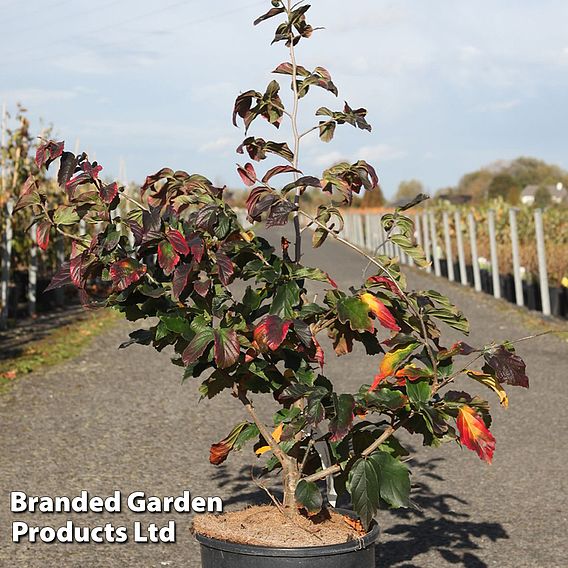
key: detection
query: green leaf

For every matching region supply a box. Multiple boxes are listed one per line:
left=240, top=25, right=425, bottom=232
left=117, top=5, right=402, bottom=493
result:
left=368, top=451, right=411, bottom=508
left=295, top=480, right=323, bottom=514
left=53, top=205, right=79, bottom=226
left=347, top=457, right=380, bottom=530
left=390, top=234, right=428, bottom=268
left=161, top=315, right=191, bottom=335
left=269, top=281, right=300, bottom=319
left=337, top=296, right=373, bottom=332
left=406, top=380, right=431, bottom=405
left=396, top=193, right=430, bottom=212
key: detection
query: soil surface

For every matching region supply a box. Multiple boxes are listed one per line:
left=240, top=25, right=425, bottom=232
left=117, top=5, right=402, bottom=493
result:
left=192, top=505, right=365, bottom=547
left=1, top=226, right=567, bottom=567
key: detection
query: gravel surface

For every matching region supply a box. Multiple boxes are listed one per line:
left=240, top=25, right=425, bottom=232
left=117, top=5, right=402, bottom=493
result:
left=1, top=228, right=566, bottom=567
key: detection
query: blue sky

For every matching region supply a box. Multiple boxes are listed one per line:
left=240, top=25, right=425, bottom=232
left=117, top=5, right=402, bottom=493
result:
left=2, top=0, right=567, bottom=197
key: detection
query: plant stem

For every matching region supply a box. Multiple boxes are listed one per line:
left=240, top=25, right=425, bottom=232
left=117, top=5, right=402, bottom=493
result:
left=287, top=0, right=302, bottom=263
left=303, top=416, right=412, bottom=484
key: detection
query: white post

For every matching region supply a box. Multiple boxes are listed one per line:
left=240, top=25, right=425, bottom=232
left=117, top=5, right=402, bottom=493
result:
left=422, top=212, right=431, bottom=273
left=454, top=211, right=467, bottom=286
left=508, top=208, right=524, bottom=307
left=534, top=209, right=551, bottom=316
left=364, top=214, right=373, bottom=251
left=429, top=211, right=441, bottom=277
left=468, top=212, right=481, bottom=292
left=28, top=224, right=38, bottom=316
left=355, top=214, right=364, bottom=248
left=442, top=210, right=455, bottom=282
left=1, top=199, right=14, bottom=328
left=488, top=209, right=501, bottom=299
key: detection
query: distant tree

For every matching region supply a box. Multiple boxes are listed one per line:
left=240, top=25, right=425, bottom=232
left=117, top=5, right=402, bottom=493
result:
left=395, top=179, right=423, bottom=201
left=455, top=170, right=493, bottom=201
left=487, top=174, right=519, bottom=202
left=533, top=185, right=551, bottom=208
left=356, top=185, right=386, bottom=208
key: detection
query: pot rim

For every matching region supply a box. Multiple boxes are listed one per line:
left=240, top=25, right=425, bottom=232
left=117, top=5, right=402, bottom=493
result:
left=194, top=507, right=379, bottom=557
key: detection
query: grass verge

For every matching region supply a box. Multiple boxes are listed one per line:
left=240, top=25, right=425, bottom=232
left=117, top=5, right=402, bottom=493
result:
left=0, top=309, right=120, bottom=394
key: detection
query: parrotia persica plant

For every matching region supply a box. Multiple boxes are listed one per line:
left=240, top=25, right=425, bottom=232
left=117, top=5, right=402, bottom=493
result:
left=16, top=0, right=530, bottom=530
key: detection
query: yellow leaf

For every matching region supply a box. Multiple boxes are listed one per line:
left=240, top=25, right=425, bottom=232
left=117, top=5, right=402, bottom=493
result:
left=255, top=423, right=284, bottom=455
left=466, top=370, right=509, bottom=407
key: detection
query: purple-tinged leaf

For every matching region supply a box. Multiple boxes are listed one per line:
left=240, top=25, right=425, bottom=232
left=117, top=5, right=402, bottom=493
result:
left=265, top=199, right=295, bottom=228
left=166, top=228, right=190, bottom=256
left=158, top=240, right=180, bottom=276
left=182, top=327, right=214, bottom=365
left=329, top=394, right=355, bottom=442
left=44, top=261, right=71, bottom=291
left=172, top=263, right=193, bottom=300
left=109, top=258, right=147, bottom=292
left=70, top=254, right=84, bottom=288
left=216, top=253, right=234, bottom=286
left=35, top=140, right=64, bottom=169
left=484, top=345, right=529, bottom=388
left=194, top=279, right=210, bottom=297
left=186, top=234, right=205, bottom=263
left=272, top=62, right=310, bottom=77
left=253, top=6, right=285, bottom=26
left=214, top=328, right=240, bottom=369
left=14, top=175, right=40, bottom=212
left=237, top=137, right=294, bottom=163
left=57, top=152, right=79, bottom=188
left=99, top=181, right=118, bottom=204
left=261, top=165, right=301, bottom=184
left=36, top=220, right=51, bottom=251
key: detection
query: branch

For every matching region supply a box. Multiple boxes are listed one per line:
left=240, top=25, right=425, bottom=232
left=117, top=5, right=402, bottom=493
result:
left=238, top=391, right=291, bottom=468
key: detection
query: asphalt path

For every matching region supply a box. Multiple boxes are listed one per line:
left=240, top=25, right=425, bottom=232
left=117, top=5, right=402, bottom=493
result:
left=1, top=227, right=566, bottom=567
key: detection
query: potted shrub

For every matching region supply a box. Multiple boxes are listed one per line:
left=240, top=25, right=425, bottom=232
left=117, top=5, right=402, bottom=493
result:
left=16, top=2, right=534, bottom=566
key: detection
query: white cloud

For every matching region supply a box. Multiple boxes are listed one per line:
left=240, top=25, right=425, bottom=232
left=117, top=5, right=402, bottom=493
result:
left=314, top=151, right=347, bottom=167
left=475, top=99, right=522, bottom=113
left=199, top=136, right=236, bottom=152
left=358, top=144, right=406, bottom=162
left=0, top=88, right=77, bottom=105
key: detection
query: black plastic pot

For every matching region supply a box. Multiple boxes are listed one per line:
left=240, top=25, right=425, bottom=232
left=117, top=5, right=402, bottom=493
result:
left=523, top=281, right=541, bottom=312
left=196, top=509, right=379, bottom=568
left=480, top=269, right=493, bottom=295
left=500, top=274, right=515, bottom=304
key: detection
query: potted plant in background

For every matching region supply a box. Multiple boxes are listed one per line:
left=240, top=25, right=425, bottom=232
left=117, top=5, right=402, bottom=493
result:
left=15, top=2, right=534, bottom=566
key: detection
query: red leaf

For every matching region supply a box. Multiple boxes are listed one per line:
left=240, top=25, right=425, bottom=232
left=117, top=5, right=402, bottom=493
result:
left=360, top=293, right=400, bottom=331
left=36, top=221, right=51, bottom=251
left=166, top=228, right=190, bottom=256
left=99, top=181, right=118, bottom=204
left=216, top=253, right=234, bottom=285
left=366, top=275, right=403, bottom=298
left=109, top=259, right=147, bottom=292
left=237, top=163, right=257, bottom=187
left=456, top=405, right=496, bottom=464
left=35, top=140, right=64, bottom=169
left=158, top=241, right=180, bottom=276
left=253, top=315, right=292, bottom=351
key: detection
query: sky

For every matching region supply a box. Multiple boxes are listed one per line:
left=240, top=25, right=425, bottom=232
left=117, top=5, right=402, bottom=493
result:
left=1, top=0, right=567, bottom=198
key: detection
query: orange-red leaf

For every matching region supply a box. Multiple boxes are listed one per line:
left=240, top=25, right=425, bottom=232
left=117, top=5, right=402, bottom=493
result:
left=456, top=405, right=496, bottom=464
left=209, top=422, right=248, bottom=465
left=360, top=293, right=400, bottom=331
left=370, top=342, right=419, bottom=390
